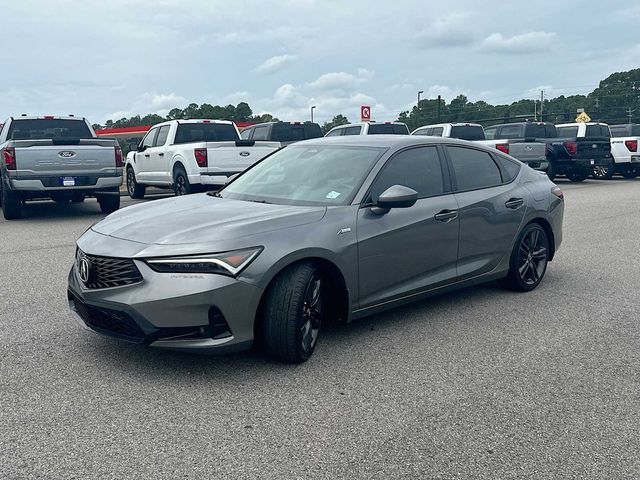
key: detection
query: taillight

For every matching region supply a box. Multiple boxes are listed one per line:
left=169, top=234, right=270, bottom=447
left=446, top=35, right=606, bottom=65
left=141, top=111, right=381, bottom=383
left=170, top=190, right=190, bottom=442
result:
left=551, top=186, right=564, bottom=199
left=114, top=145, right=123, bottom=167
left=495, top=143, right=509, bottom=154
left=194, top=148, right=208, bottom=167
left=564, top=141, right=577, bottom=156
left=625, top=140, right=638, bottom=152
left=2, top=147, right=16, bottom=170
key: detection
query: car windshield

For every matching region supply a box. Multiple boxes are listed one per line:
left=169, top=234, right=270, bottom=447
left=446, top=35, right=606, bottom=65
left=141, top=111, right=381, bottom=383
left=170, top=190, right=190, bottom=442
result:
left=220, top=145, right=385, bottom=206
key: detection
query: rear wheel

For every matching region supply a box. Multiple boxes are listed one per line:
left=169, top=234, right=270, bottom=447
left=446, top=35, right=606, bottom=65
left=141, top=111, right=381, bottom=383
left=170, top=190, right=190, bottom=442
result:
left=592, top=162, right=615, bottom=180
left=262, top=262, right=324, bottom=363
left=622, top=166, right=639, bottom=179
left=126, top=167, right=146, bottom=199
left=97, top=194, right=120, bottom=214
left=1, top=182, right=23, bottom=220
left=545, top=163, right=556, bottom=181
left=566, top=170, right=589, bottom=182
left=173, top=166, right=192, bottom=196
left=500, top=223, right=549, bottom=292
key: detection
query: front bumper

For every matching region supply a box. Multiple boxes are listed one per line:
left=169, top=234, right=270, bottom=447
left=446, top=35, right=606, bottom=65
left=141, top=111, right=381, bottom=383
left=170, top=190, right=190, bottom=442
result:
left=67, top=258, right=263, bottom=353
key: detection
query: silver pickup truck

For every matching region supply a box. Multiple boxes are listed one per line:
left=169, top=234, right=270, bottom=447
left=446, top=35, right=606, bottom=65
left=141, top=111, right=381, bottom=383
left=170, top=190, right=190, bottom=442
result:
left=0, top=116, right=123, bottom=219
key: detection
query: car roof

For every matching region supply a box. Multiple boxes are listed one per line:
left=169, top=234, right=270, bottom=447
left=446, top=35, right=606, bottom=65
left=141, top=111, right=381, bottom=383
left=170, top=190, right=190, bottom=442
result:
left=332, top=122, right=407, bottom=128
left=556, top=122, right=609, bottom=127
left=294, top=134, right=489, bottom=150
left=414, top=122, right=482, bottom=129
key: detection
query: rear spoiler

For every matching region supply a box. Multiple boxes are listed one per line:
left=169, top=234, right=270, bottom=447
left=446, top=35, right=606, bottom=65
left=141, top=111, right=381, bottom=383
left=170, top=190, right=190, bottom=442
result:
left=235, top=139, right=255, bottom=147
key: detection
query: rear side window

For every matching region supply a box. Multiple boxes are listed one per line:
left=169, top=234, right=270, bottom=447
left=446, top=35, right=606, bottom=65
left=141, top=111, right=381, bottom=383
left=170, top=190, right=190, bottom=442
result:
left=495, top=155, right=521, bottom=182
left=413, top=128, right=431, bottom=136
left=343, top=126, right=362, bottom=136
left=154, top=125, right=170, bottom=146
left=447, top=146, right=503, bottom=191
left=271, top=123, right=323, bottom=142
left=484, top=127, right=497, bottom=140
left=174, top=123, right=239, bottom=144
left=557, top=126, right=579, bottom=138
left=367, top=124, right=407, bottom=135
left=497, top=125, right=523, bottom=139
left=431, top=127, right=444, bottom=137
left=585, top=124, right=610, bottom=137
left=368, top=146, right=444, bottom=201
left=450, top=125, right=485, bottom=141
left=609, top=126, right=628, bottom=137
left=326, top=128, right=343, bottom=137
left=7, top=119, right=93, bottom=140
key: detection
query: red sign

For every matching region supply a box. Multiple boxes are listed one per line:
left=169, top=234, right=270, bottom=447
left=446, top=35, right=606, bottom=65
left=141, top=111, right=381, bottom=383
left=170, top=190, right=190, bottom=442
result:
left=360, top=105, right=371, bottom=122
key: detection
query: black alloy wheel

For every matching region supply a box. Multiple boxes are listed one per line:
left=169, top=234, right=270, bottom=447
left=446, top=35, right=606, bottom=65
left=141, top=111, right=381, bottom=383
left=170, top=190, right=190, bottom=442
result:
left=500, top=223, right=549, bottom=292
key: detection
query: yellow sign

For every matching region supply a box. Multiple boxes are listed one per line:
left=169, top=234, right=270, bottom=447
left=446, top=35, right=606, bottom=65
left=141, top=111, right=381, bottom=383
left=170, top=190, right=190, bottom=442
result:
left=575, top=112, right=591, bottom=123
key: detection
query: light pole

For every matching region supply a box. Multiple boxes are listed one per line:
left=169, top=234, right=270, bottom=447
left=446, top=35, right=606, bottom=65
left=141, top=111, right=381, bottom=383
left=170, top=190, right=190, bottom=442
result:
left=417, top=90, right=424, bottom=107
left=310, top=105, right=316, bottom=123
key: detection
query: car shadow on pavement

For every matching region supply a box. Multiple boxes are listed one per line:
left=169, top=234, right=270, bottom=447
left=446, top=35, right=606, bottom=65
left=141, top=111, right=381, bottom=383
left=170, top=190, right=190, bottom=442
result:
left=76, top=282, right=510, bottom=380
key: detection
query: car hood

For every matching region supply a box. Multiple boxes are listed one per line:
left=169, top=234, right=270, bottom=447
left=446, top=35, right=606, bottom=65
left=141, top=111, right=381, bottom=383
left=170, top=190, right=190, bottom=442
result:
left=91, top=194, right=327, bottom=245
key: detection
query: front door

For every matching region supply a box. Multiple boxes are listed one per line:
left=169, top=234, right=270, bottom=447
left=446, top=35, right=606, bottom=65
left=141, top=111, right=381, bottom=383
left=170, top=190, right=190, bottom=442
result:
left=135, top=127, right=158, bottom=183
left=357, top=146, right=459, bottom=308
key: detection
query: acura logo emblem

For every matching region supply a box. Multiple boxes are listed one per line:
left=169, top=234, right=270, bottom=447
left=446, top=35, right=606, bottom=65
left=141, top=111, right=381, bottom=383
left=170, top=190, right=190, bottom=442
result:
left=58, top=151, right=76, bottom=158
left=78, top=256, right=91, bottom=284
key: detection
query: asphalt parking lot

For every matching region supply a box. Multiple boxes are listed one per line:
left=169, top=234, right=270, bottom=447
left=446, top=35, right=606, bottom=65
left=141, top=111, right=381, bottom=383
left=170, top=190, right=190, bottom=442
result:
left=1, top=180, right=639, bottom=479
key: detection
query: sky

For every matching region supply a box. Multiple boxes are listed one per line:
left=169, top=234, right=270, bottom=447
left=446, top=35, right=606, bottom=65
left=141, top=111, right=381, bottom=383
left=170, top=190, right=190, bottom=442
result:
left=1, top=0, right=639, bottom=125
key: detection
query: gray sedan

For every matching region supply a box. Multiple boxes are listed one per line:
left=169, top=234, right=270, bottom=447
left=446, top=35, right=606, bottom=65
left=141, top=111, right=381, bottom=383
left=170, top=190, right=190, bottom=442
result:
left=68, top=136, right=564, bottom=363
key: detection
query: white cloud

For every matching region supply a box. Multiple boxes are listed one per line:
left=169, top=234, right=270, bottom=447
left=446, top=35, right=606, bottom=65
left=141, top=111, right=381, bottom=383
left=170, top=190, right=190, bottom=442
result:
left=255, top=54, right=297, bottom=74
left=414, top=13, right=477, bottom=48
left=307, top=68, right=374, bottom=92
left=480, top=31, right=556, bottom=54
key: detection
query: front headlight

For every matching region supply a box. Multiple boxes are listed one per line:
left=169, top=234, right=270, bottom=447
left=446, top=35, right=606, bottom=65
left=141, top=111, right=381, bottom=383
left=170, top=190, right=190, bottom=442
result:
left=145, top=247, right=263, bottom=277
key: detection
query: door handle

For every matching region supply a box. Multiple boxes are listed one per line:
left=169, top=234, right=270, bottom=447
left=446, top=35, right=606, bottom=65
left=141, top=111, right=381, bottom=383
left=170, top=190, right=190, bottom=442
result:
left=434, top=209, right=458, bottom=222
left=158, top=153, right=164, bottom=156
left=144, top=153, right=150, bottom=158
left=505, top=198, right=524, bottom=209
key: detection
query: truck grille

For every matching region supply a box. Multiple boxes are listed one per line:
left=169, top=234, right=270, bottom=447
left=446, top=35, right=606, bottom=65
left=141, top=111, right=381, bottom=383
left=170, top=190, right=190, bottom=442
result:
left=76, top=249, right=143, bottom=289
left=70, top=292, right=146, bottom=342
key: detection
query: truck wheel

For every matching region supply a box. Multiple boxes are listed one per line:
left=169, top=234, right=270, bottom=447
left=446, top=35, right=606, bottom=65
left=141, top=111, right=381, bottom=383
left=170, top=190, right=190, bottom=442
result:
left=126, top=167, right=145, bottom=199
left=261, top=262, right=324, bottom=363
left=97, top=194, right=120, bottom=214
left=566, top=170, right=589, bottom=182
left=173, top=166, right=192, bottom=196
left=545, top=163, right=556, bottom=181
left=1, top=184, right=23, bottom=220
left=592, top=162, right=615, bottom=180
left=622, top=166, right=639, bottom=179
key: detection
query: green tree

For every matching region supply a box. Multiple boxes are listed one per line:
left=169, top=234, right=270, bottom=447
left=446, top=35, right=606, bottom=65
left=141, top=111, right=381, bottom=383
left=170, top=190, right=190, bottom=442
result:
left=233, top=102, right=253, bottom=122
left=321, top=114, right=349, bottom=134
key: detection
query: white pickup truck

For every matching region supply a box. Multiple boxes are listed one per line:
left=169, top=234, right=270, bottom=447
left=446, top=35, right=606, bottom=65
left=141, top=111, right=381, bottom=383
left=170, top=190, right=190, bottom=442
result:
left=601, top=124, right=640, bottom=179
left=412, top=122, right=548, bottom=170
left=0, top=116, right=122, bottom=220
left=325, top=122, right=410, bottom=136
left=125, top=119, right=280, bottom=198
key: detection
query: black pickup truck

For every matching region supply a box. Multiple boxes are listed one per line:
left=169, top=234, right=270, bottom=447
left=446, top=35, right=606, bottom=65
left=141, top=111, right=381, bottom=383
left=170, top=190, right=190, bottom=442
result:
left=484, top=122, right=612, bottom=182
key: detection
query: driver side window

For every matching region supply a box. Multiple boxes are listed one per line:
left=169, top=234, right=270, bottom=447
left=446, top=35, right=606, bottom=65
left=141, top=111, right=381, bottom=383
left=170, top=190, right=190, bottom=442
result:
left=141, top=128, right=158, bottom=149
left=367, top=146, right=445, bottom=203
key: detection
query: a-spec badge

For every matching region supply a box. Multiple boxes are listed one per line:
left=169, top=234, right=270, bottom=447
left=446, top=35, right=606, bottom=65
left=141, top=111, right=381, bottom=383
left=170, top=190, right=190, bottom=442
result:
left=58, top=151, right=76, bottom=158
left=239, top=151, right=251, bottom=157
left=338, top=227, right=352, bottom=235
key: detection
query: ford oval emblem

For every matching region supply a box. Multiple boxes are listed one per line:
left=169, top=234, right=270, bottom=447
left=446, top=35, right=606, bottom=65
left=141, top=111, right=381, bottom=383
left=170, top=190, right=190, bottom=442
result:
left=239, top=151, right=250, bottom=157
left=525, top=145, right=532, bottom=151
left=58, top=151, right=76, bottom=158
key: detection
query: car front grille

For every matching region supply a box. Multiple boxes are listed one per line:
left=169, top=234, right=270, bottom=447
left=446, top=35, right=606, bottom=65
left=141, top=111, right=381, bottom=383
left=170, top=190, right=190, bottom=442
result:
left=76, top=249, right=143, bottom=290
left=69, top=292, right=146, bottom=342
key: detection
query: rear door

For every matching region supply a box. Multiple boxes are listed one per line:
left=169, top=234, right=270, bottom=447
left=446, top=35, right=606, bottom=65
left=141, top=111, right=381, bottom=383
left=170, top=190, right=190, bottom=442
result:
left=357, top=146, right=459, bottom=308
left=445, top=145, right=526, bottom=280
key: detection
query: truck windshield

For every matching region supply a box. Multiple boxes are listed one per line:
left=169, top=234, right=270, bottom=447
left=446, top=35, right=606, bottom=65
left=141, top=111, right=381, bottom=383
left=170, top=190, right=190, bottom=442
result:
left=174, top=123, right=239, bottom=144
left=368, top=124, right=409, bottom=135
left=7, top=119, right=92, bottom=140
left=220, top=145, right=385, bottom=206
left=272, top=123, right=323, bottom=142
left=450, top=125, right=485, bottom=141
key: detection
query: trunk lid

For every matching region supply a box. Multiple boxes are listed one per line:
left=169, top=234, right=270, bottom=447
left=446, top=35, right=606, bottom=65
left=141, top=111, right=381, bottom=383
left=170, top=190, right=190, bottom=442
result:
left=204, top=141, right=281, bottom=173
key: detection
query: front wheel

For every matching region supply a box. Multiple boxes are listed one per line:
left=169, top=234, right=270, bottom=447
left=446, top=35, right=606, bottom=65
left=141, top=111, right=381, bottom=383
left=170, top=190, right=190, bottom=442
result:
left=592, top=162, right=615, bottom=180
left=262, top=262, right=324, bottom=363
left=566, top=170, right=589, bottom=182
left=500, top=223, right=549, bottom=292
left=173, top=167, right=192, bottom=196
left=622, top=166, right=639, bottom=179
left=97, top=194, right=120, bottom=214
left=126, top=167, right=146, bottom=199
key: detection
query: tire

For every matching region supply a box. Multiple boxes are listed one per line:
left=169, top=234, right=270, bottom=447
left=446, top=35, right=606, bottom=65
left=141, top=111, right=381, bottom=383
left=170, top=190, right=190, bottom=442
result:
left=621, top=166, right=639, bottom=179
left=126, top=167, right=145, bottom=199
left=71, top=193, right=85, bottom=203
left=1, top=182, right=23, bottom=220
left=97, top=194, right=120, bottom=214
left=592, top=162, right=615, bottom=180
left=500, top=223, right=549, bottom=292
left=262, top=262, right=324, bottom=363
left=566, top=170, right=589, bottom=182
left=545, top=163, right=556, bottom=181
left=173, top=166, right=192, bottom=196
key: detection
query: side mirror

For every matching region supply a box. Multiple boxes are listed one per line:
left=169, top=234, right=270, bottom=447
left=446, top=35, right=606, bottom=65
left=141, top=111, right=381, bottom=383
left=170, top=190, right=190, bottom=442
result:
left=375, top=185, right=418, bottom=212
left=137, top=144, right=146, bottom=152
